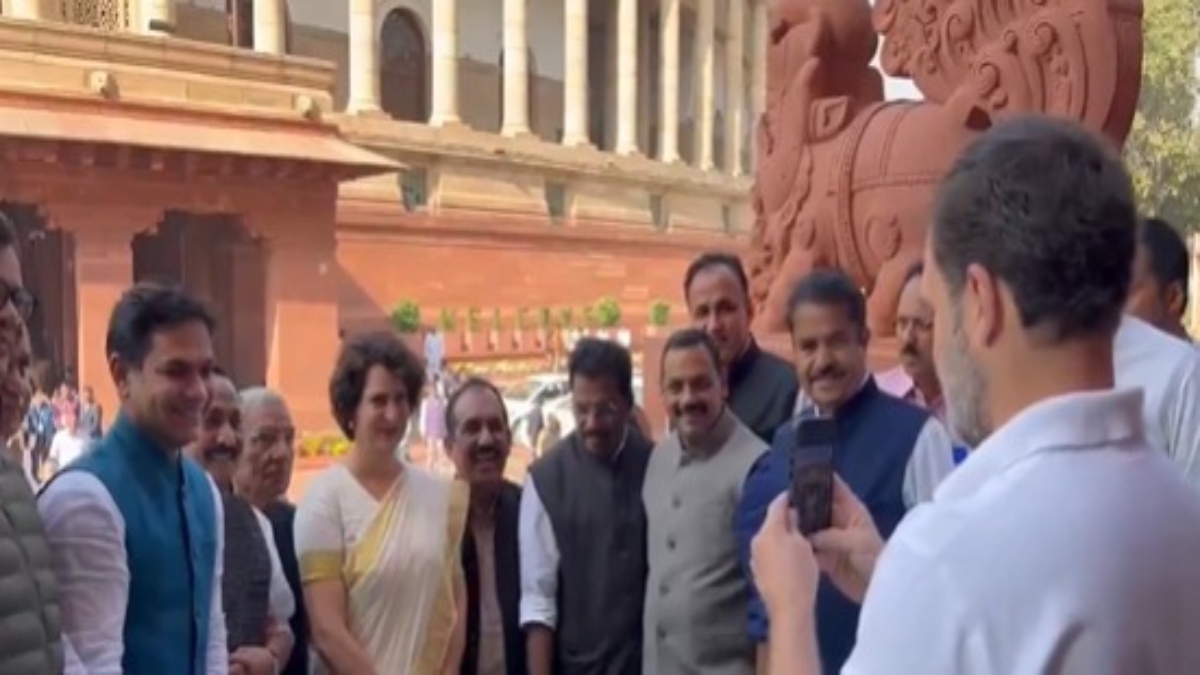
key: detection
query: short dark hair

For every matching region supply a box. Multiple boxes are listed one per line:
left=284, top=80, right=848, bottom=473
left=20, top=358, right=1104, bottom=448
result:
left=328, top=331, right=425, bottom=440
left=786, top=269, right=867, bottom=334
left=683, top=252, right=750, bottom=300
left=1139, top=217, right=1190, bottom=294
left=568, top=337, right=634, bottom=405
left=105, top=282, right=216, bottom=368
left=0, top=211, right=17, bottom=250
left=444, top=376, right=509, bottom=440
left=660, top=327, right=722, bottom=377
left=931, top=116, right=1136, bottom=343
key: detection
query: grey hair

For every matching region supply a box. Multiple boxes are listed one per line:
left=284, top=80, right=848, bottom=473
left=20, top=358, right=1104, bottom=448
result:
left=239, top=386, right=287, bottom=416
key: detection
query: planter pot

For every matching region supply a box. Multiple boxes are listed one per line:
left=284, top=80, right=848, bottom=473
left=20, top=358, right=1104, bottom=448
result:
left=460, top=330, right=473, bottom=352
left=511, top=329, right=525, bottom=350
left=535, top=328, right=549, bottom=349
left=488, top=330, right=501, bottom=351
left=616, top=328, right=632, bottom=347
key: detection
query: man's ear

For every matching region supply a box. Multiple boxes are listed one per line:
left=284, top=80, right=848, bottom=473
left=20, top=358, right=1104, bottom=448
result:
left=963, top=263, right=1003, bottom=349
left=108, top=354, right=130, bottom=401
left=1166, top=282, right=1188, bottom=321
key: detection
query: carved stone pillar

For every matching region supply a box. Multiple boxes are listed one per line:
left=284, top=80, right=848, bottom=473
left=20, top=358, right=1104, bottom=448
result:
left=658, top=0, right=680, bottom=162
left=693, top=0, right=715, bottom=169
left=614, top=0, right=639, bottom=155
left=501, top=0, right=531, bottom=137
left=253, top=207, right=341, bottom=433
left=47, top=206, right=159, bottom=426
left=139, top=0, right=176, bottom=34
left=562, top=0, right=590, bottom=146
left=253, top=0, right=285, bottom=54
left=347, top=0, right=381, bottom=113
left=8, top=0, right=41, bottom=20
left=750, top=0, right=768, bottom=163
left=725, top=0, right=745, bottom=175
left=430, top=0, right=461, bottom=126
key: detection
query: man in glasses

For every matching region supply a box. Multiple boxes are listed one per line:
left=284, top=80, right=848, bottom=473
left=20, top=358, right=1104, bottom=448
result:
left=0, top=209, right=70, bottom=674
left=520, top=338, right=652, bottom=675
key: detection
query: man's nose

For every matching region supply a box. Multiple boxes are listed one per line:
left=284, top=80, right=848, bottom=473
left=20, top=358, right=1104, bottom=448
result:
left=217, top=424, right=238, bottom=447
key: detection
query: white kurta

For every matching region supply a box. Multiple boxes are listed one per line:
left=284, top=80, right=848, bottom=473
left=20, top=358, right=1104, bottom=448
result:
left=843, top=389, right=1200, bottom=674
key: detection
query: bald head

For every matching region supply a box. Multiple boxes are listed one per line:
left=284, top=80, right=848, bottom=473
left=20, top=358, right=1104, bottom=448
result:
left=237, top=386, right=295, bottom=504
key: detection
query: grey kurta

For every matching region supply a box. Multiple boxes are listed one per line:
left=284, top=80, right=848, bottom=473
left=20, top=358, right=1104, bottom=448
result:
left=641, top=410, right=768, bottom=675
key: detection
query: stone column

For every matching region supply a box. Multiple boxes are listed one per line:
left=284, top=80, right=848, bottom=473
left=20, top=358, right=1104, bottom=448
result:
left=693, top=0, right=715, bottom=169
left=139, top=0, right=176, bottom=35
left=430, top=0, right=462, bottom=126
left=347, top=0, right=381, bottom=113
left=750, top=0, right=768, bottom=165
left=562, top=0, right=590, bottom=146
left=257, top=210, right=341, bottom=433
left=658, top=0, right=681, bottom=162
left=614, top=0, right=639, bottom=155
left=49, top=207, right=158, bottom=428
left=6, top=0, right=39, bottom=19
left=253, top=0, right=285, bottom=54
left=725, top=0, right=745, bottom=176
left=501, top=0, right=531, bottom=137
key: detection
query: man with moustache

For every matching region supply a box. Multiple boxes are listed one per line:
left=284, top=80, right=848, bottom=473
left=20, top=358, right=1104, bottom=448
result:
left=0, top=204, right=69, bottom=674
left=876, top=263, right=945, bottom=421
left=735, top=269, right=956, bottom=674
left=686, top=253, right=798, bottom=442
left=445, top=378, right=525, bottom=675
left=185, top=372, right=294, bottom=675
left=39, top=283, right=228, bottom=673
left=239, top=386, right=309, bottom=675
left=642, top=328, right=767, bottom=675
left=752, top=116, right=1200, bottom=674
left=521, top=338, right=652, bottom=675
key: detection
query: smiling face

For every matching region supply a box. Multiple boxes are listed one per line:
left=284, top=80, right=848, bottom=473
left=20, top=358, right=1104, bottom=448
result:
left=186, top=374, right=241, bottom=489
left=789, top=301, right=867, bottom=412
left=114, top=320, right=215, bottom=450
left=686, top=265, right=753, bottom=367
left=239, top=396, right=295, bottom=503
left=353, top=365, right=412, bottom=457
left=895, top=274, right=937, bottom=384
left=661, top=344, right=726, bottom=446
left=447, top=385, right=511, bottom=489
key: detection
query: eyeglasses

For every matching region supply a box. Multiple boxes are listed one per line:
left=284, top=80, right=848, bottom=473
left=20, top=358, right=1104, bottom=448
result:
left=0, top=283, right=36, bottom=322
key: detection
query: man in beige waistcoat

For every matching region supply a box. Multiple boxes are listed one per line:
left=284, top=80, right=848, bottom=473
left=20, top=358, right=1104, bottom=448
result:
left=643, top=328, right=768, bottom=675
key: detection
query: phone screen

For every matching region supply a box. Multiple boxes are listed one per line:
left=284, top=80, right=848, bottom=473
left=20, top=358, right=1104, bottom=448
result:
left=790, top=417, right=836, bottom=536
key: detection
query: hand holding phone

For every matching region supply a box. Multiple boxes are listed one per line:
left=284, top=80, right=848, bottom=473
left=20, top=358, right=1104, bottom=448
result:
left=790, top=417, right=836, bottom=536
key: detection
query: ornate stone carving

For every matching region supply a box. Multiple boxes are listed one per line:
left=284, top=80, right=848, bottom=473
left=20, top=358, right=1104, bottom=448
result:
left=59, top=0, right=130, bottom=31
left=749, top=0, right=1144, bottom=336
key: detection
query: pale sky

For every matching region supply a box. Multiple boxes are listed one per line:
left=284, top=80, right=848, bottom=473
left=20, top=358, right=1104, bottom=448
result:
left=871, top=0, right=924, bottom=101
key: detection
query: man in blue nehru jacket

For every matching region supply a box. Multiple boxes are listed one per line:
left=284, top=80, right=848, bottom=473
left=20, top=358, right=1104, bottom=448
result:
left=735, top=270, right=956, bottom=675
left=39, top=282, right=228, bottom=673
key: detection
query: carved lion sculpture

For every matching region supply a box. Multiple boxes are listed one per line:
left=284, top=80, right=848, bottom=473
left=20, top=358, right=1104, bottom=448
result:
left=749, top=0, right=1145, bottom=336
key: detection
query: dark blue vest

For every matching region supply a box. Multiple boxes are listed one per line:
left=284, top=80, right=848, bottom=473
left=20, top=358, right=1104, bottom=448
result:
left=68, top=413, right=218, bottom=675
left=736, top=378, right=930, bottom=674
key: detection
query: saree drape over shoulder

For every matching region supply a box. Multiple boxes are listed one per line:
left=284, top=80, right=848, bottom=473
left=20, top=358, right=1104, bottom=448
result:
left=295, top=463, right=468, bottom=674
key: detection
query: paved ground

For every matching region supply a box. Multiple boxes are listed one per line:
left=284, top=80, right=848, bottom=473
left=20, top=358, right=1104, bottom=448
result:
left=286, top=442, right=537, bottom=502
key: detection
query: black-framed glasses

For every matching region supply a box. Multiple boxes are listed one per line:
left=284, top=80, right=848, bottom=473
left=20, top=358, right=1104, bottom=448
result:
left=1, top=285, right=36, bottom=322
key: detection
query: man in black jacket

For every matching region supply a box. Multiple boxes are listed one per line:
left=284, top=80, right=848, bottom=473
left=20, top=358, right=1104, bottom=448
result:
left=446, top=377, right=525, bottom=675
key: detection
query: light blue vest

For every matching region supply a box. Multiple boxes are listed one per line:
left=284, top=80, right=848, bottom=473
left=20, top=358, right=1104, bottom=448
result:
left=69, top=413, right=217, bottom=674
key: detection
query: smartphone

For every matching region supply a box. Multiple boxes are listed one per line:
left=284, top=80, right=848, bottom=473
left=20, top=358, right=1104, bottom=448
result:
left=790, top=417, right=836, bottom=536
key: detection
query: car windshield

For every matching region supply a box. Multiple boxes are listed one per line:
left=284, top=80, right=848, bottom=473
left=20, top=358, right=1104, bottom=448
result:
left=501, top=379, right=542, bottom=401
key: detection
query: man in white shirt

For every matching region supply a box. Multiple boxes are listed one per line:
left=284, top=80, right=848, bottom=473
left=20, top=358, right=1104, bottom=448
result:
left=47, top=401, right=89, bottom=472
left=186, top=371, right=294, bottom=675
left=38, top=283, right=230, bottom=673
left=1125, top=216, right=1192, bottom=341
left=749, top=116, right=1200, bottom=674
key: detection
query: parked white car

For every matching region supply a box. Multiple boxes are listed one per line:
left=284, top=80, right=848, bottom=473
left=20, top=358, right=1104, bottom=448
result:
left=544, top=375, right=645, bottom=438
left=502, top=373, right=570, bottom=446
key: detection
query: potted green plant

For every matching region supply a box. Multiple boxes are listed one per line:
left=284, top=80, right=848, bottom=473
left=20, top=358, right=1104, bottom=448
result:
left=514, top=307, right=531, bottom=349
left=537, top=306, right=553, bottom=348
left=389, top=300, right=421, bottom=334
left=438, top=307, right=458, bottom=333
left=594, top=297, right=621, bottom=328
left=557, top=307, right=574, bottom=330
left=647, top=299, right=670, bottom=337
left=466, top=307, right=483, bottom=352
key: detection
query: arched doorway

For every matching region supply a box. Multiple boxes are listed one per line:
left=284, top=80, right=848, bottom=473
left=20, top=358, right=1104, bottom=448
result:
left=380, top=8, right=428, bottom=123
left=132, top=212, right=267, bottom=388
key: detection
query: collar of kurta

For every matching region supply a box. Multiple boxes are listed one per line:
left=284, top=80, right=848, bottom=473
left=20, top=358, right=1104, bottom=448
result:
left=935, top=388, right=1145, bottom=502
left=678, top=408, right=739, bottom=465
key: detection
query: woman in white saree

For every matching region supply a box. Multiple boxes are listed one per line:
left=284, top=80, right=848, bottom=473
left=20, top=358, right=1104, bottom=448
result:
left=296, top=332, right=468, bottom=674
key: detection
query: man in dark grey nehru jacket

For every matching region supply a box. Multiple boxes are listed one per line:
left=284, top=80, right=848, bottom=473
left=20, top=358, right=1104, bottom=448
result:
left=520, top=338, right=653, bottom=675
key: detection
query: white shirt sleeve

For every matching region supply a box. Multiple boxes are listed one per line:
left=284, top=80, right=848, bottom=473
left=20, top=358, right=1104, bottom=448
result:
left=903, top=417, right=957, bottom=508
left=207, top=476, right=229, bottom=675
left=1163, top=352, right=1200, bottom=488
left=48, top=430, right=66, bottom=465
left=254, top=507, right=297, bottom=626
left=62, top=634, right=86, bottom=675
left=518, top=473, right=561, bottom=629
left=38, top=471, right=128, bottom=673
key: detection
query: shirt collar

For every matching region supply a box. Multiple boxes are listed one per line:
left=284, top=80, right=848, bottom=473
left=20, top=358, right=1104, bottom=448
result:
left=936, top=388, right=1145, bottom=502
